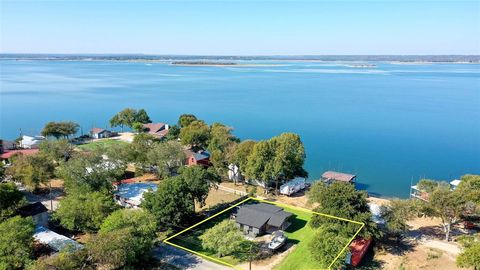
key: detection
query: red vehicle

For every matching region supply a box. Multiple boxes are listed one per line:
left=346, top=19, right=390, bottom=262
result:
left=346, top=237, right=373, bottom=267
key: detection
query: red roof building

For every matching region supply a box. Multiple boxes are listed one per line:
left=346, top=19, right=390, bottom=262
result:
left=0, top=149, right=39, bottom=160
left=143, top=123, right=169, bottom=138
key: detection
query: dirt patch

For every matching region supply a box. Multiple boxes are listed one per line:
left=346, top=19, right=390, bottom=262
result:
left=197, top=188, right=243, bottom=211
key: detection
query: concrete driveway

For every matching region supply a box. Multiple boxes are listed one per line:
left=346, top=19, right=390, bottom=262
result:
left=153, top=243, right=231, bottom=270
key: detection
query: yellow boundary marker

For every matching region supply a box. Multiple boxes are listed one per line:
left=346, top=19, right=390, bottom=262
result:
left=163, top=197, right=365, bottom=270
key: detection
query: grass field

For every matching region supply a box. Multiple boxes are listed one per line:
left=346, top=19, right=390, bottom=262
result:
left=77, top=139, right=128, bottom=151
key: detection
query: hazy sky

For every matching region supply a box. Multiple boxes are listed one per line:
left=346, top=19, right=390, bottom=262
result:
left=1, top=0, right=479, bottom=55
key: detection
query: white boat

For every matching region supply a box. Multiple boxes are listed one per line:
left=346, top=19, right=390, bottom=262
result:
left=268, top=231, right=287, bottom=250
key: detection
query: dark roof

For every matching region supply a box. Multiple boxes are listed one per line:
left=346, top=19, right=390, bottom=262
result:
left=185, top=149, right=210, bottom=161
left=90, top=128, right=109, bottom=134
left=322, top=171, right=356, bottom=182
left=17, top=202, right=48, bottom=217
left=235, top=203, right=292, bottom=229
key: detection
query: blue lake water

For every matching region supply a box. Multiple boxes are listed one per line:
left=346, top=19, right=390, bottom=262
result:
left=1, top=60, right=479, bottom=198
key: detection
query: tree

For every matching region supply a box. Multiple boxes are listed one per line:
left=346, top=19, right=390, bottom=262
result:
left=178, top=166, right=220, bottom=211
left=0, top=162, right=5, bottom=180
left=27, top=249, right=89, bottom=270
left=228, top=140, right=256, bottom=184
left=456, top=174, right=480, bottom=204
left=6, top=153, right=55, bottom=191
left=142, top=177, right=194, bottom=230
left=199, top=219, right=246, bottom=257
left=41, top=121, right=79, bottom=139
left=135, top=109, right=152, bottom=124
left=178, top=114, right=197, bottom=128
left=0, top=183, right=25, bottom=221
left=129, top=133, right=159, bottom=169
left=416, top=179, right=449, bottom=193
left=308, top=182, right=378, bottom=238
left=86, top=228, right=135, bottom=269
left=456, top=234, right=480, bottom=270
left=179, top=120, right=210, bottom=147
left=146, top=141, right=185, bottom=179
left=165, top=124, right=180, bottom=141
left=207, top=123, right=239, bottom=176
left=132, top=122, right=146, bottom=133
left=245, top=133, right=306, bottom=193
left=100, top=209, right=157, bottom=262
left=380, top=199, right=420, bottom=240
left=57, top=153, right=125, bottom=193
left=308, top=223, right=350, bottom=269
left=422, top=186, right=465, bottom=241
left=39, top=139, right=75, bottom=163
left=109, top=108, right=137, bottom=132
left=0, top=216, right=35, bottom=270
left=54, top=191, right=117, bottom=232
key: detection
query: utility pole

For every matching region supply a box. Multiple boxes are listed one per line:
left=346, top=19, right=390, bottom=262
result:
left=49, top=181, right=53, bottom=211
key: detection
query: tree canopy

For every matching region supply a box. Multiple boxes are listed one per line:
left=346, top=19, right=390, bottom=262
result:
left=6, top=153, right=55, bottom=191
left=178, top=114, right=197, bottom=128
left=179, top=120, right=210, bottom=147
left=54, top=191, right=118, bottom=232
left=308, top=182, right=378, bottom=238
left=380, top=199, right=420, bottom=240
left=41, top=121, right=79, bottom=139
left=199, top=219, right=247, bottom=258
left=308, top=223, right=351, bottom=269
left=456, top=234, right=480, bottom=270
left=0, top=216, right=35, bottom=270
left=146, top=141, right=185, bottom=179
left=109, top=108, right=151, bottom=131
left=39, top=139, right=75, bottom=163
left=177, top=166, right=220, bottom=211
left=0, top=183, right=25, bottom=221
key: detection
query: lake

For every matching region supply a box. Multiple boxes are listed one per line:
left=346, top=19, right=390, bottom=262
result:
left=1, top=60, right=479, bottom=198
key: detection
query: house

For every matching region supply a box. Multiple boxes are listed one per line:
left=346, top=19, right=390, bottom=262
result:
left=90, top=128, right=112, bottom=139
left=19, top=135, right=45, bottom=149
left=450, top=179, right=461, bottom=190
left=33, top=226, right=83, bottom=252
left=235, top=202, right=292, bottom=237
left=0, top=139, right=16, bottom=153
left=1, top=149, right=39, bottom=164
left=17, top=202, right=49, bottom=227
left=114, top=182, right=158, bottom=208
left=321, top=171, right=356, bottom=184
left=143, top=123, right=169, bottom=138
left=184, top=149, right=211, bottom=167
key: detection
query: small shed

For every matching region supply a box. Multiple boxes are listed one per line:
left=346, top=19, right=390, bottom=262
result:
left=17, top=202, right=49, bottom=227
left=33, top=226, right=83, bottom=252
left=90, top=128, right=112, bottom=139
left=321, top=171, right=356, bottom=184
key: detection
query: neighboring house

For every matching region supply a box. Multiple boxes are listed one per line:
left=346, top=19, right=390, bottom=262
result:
left=0, top=149, right=39, bottom=164
left=17, top=202, right=49, bottom=228
left=321, top=171, right=356, bottom=184
left=90, top=127, right=112, bottom=139
left=0, top=139, right=16, bottom=153
left=234, top=202, right=292, bottom=237
left=114, top=182, right=158, bottom=208
left=143, top=123, right=169, bottom=138
left=184, top=149, right=211, bottom=167
left=34, top=226, right=83, bottom=252
left=19, top=135, right=45, bottom=149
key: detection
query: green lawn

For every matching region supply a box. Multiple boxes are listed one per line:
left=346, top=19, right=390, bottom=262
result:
left=77, top=139, right=128, bottom=151
left=272, top=207, right=322, bottom=270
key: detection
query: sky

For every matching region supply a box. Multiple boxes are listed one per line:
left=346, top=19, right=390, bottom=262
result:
left=1, top=0, right=479, bottom=55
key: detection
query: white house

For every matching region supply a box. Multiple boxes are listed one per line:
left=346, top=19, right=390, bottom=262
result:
left=19, top=135, right=45, bottom=149
left=90, top=128, right=112, bottom=139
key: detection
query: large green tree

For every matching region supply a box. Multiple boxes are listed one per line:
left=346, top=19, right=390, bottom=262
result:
left=308, top=182, right=378, bottom=238
left=308, top=223, right=350, bottom=269
left=199, top=219, right=247, bottom=258
left=41, top=121, right=79, bottom=139
left=178, top=114, right=197, bottom=128
left=110, top=108, right=151, bottom=132
left=0, top=216, right=35, bottom=270
left=39, top=139, right=75, bottom=163
left=179, top=120, right=210, bottom=147
left=86, top=227, right=135, bottom=269
left=6, top=153, right=55, bottom=191
left=228, top=140, right=256, bottom=184
left=207, top=123, right=239, bottom=176
left=142, top=177, right=194, bottom=230
left=54, top=191, right=117, bottom=232
left=0, top=183, right=25, bottom=221
left=422, top=185, right=465, bottom=241
left=100, top=209, right=157, bottom=262
left=146, top=141, right=185, bottom=179
left=456, top=174, right=480, bottom=204
left=380, top=199, right=420, bottom=241
left=245, top=133, right=306, bottom=193
left=57, top=153, right=125, bottom=193
left=177, top=166, right=220, bottom=211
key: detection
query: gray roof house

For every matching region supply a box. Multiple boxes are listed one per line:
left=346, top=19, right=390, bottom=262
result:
left=235, top=203, right=292, bottom=237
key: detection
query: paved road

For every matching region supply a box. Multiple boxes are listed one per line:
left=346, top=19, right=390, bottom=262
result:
left=153, top=244, right=231, bottom=270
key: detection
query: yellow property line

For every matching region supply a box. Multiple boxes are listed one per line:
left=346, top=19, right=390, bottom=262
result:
left=163, top=197, right=365, bottom=270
